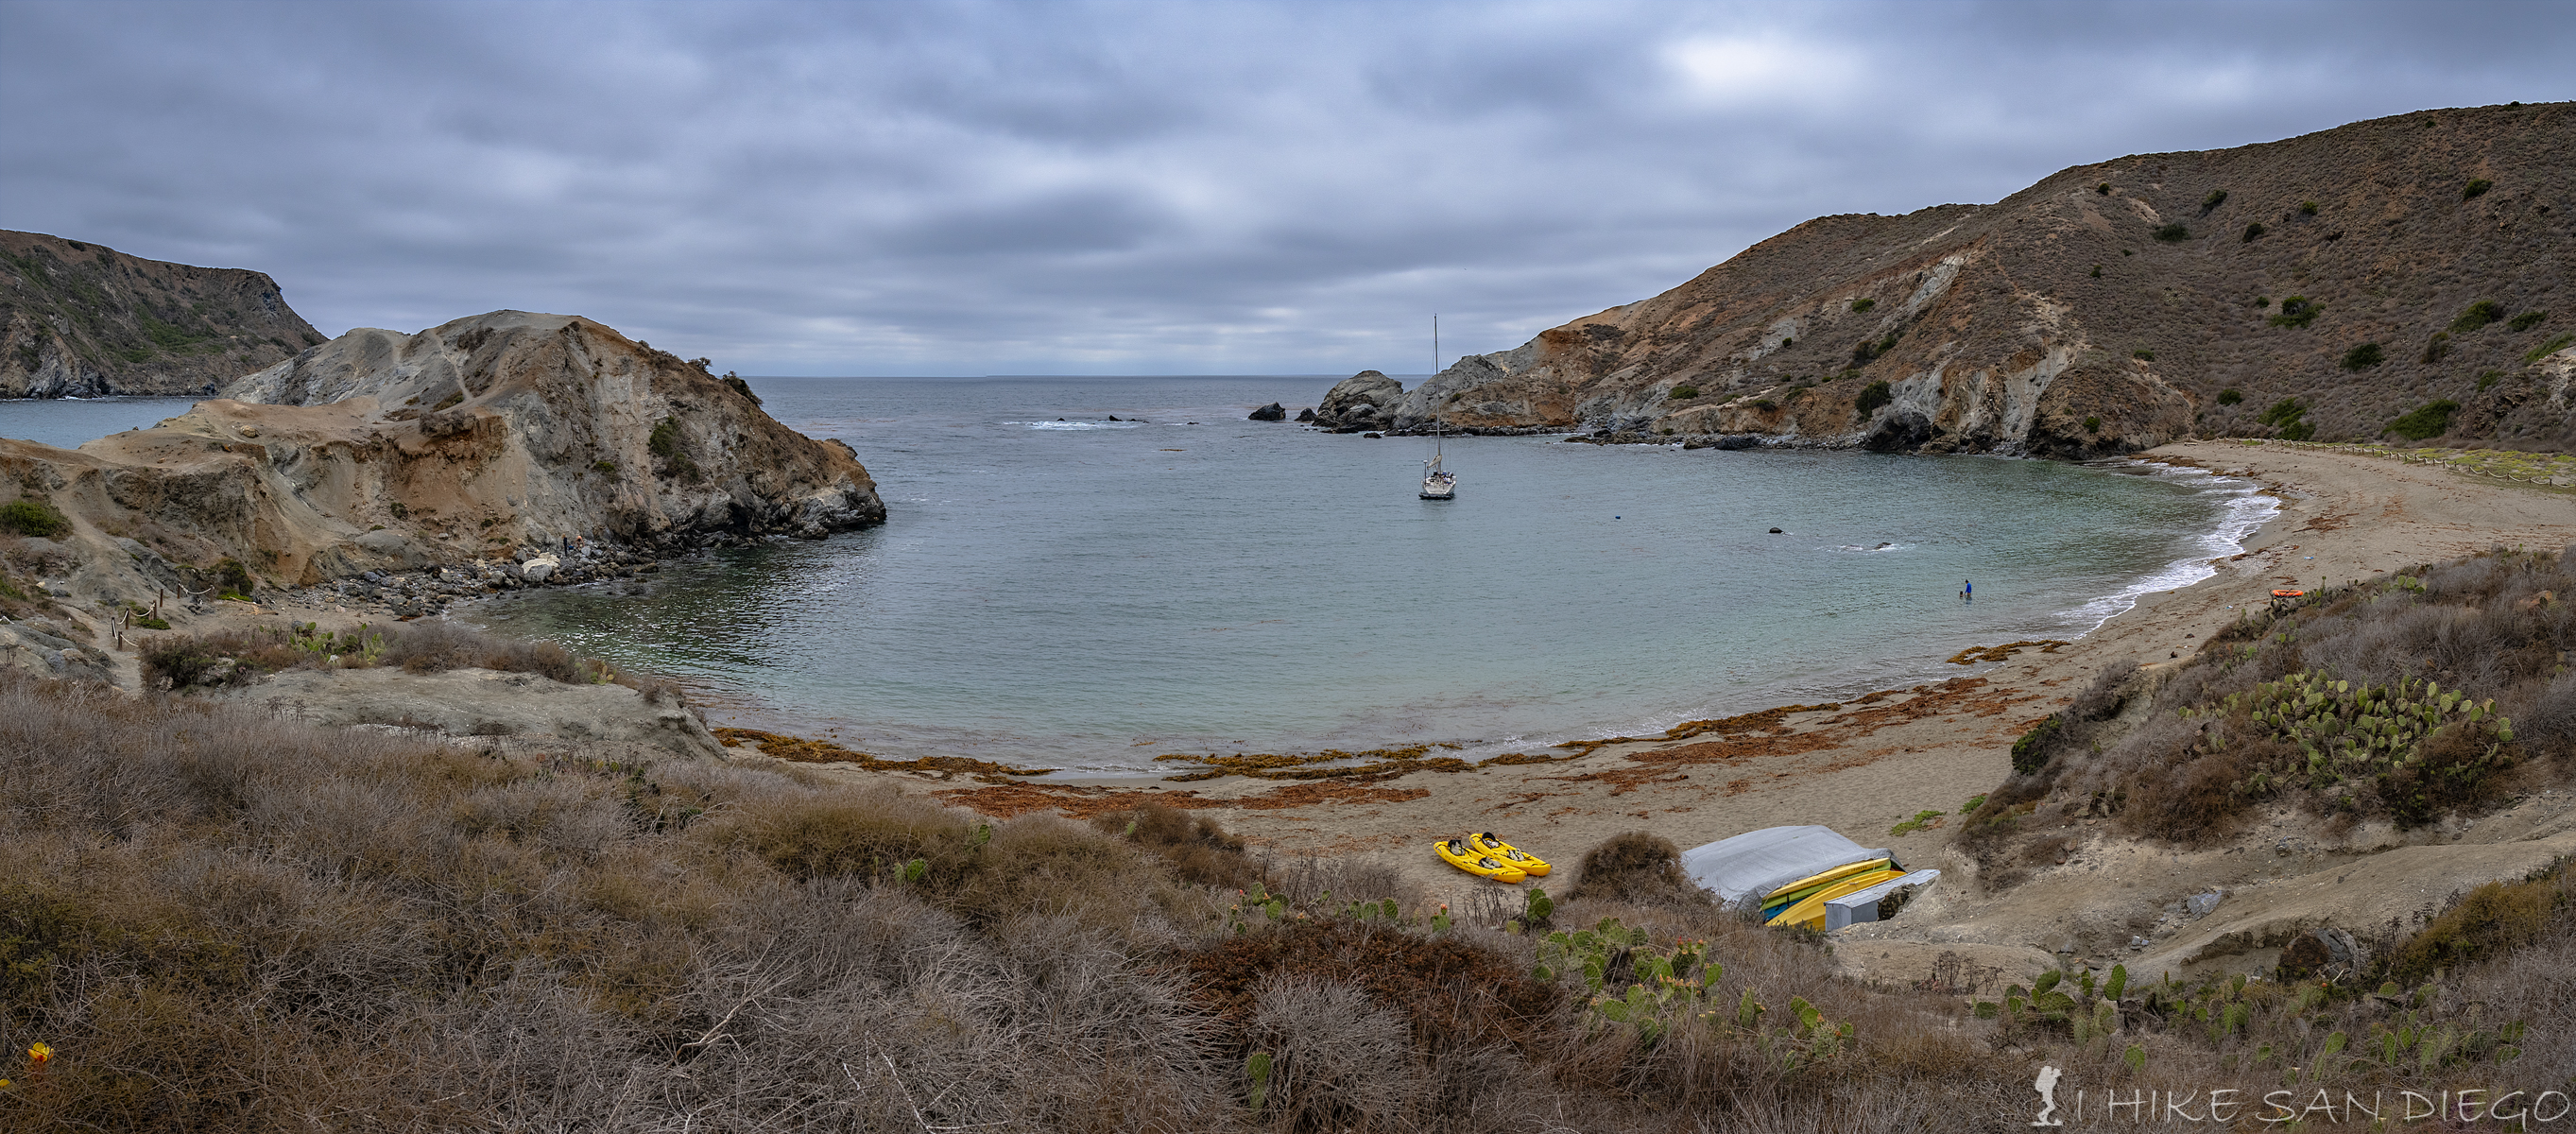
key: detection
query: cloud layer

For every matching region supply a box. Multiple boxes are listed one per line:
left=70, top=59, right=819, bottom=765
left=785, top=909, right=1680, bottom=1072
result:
left=6, top=0, right=2569, bottom=374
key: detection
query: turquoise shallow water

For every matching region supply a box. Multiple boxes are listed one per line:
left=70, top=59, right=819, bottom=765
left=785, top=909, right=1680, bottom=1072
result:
left=478, top=376, right=2272, bottom=773
left=3, top=380, right=2274, bottom=774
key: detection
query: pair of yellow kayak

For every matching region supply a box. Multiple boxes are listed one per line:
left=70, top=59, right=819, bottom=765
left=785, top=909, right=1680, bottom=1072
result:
left=1759, top=857, right=1903, bottom=931
left=1434, top=832, right=1551, bottom=884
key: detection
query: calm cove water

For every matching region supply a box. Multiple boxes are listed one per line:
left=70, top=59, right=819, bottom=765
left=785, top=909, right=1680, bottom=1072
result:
left=4, top=380, right=2272, bottom=774
left=472, top=376, right=2271, bottom=774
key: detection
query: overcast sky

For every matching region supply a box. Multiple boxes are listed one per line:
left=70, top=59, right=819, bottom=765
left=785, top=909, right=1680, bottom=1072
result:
left=6, top=1, right=2571, bottom=376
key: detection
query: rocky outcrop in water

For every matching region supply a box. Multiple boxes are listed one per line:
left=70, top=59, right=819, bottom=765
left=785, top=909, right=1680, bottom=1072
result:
left=1375, top=102, right=2573, bottom=455
left=0, top=310, right=885, bottom=610
left=1, top=230, right=326, bottom=398
left=1312, top=370, right=1404, bottom=432
left=1247, top=402, right=1286, bottom=421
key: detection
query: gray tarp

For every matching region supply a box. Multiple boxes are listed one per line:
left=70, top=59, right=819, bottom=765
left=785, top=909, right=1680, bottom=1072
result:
left=1679, top=826, right=1897, bottom=909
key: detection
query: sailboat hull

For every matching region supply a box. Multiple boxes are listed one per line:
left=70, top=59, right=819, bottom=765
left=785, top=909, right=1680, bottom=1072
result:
left=1419, top=474, right=1455, bottom=500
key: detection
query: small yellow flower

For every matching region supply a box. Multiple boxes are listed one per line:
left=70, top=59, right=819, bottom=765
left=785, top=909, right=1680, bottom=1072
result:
left=26, top=1042, right=49, bottom=1065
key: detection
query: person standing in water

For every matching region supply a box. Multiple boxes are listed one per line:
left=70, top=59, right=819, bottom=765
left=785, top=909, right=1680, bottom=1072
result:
left=1962, top=579, right=1972, bottom=602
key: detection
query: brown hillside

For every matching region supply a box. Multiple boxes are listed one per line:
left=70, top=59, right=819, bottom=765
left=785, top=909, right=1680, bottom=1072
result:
left=1392, top=101, right=2574, bottom=456
left=0, top=229, right=325, bottom=398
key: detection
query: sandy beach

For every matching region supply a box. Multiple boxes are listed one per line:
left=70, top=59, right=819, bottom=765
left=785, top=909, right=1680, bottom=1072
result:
left=754, top=439, right=2576, bottom=915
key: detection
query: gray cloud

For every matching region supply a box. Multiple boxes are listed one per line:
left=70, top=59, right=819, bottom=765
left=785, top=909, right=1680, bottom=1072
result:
left=5, top=0, right=2569, bottom=375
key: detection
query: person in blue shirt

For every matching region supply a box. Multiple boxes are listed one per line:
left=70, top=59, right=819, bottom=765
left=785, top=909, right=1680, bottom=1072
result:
left=1962, top=579, right=1972, bottom=602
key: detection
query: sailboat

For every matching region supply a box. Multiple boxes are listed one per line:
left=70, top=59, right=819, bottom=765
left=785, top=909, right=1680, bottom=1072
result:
left=1420, top=315, right=1457, bottom=501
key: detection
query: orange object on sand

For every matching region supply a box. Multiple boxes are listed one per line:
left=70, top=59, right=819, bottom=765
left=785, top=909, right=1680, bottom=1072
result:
left=2272, top=589, right=2306, bottom=597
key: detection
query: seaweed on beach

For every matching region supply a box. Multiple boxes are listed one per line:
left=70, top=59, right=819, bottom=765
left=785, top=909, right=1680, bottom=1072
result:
left=1153, top=743, right=1469, bottom=782
left=1551, top=701, right=1846, bottom=759
left=1945, top=639, right=2070, bottom=664
left=713, top=726, right=1056, bottom=781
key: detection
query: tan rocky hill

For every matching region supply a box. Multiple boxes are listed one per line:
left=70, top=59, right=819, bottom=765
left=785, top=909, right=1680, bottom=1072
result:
left=0, top=310, right=884, bottom=612
left=1380, top=101, right=2574, bottom=456
left=1, top=229, right=325, bottom=397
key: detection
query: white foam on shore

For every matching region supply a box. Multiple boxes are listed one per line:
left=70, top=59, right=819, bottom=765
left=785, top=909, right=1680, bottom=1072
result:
left=2049, top=461, right=2280, bottom=637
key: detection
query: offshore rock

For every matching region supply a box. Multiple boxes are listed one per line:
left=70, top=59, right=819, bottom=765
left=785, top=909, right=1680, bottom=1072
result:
left=1247, top=402, right=1287, bottom=421
left=1314, top=370, right=1404, bottom=432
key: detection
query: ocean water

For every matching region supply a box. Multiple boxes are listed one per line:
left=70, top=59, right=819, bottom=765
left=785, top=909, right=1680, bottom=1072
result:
left=470, top=376, right=2274, bottom=773
left=0, top=396, right=206, bottom=449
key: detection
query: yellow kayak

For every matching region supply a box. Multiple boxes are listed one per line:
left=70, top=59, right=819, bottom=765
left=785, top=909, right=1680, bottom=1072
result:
left=1765, top=867, right=1905, bottom=931
left=1761, top=857, right=1894, bottom=906
left=1436, top=837, right=1528, bottom=884
left=1468, top=832, right=1551, bottom=877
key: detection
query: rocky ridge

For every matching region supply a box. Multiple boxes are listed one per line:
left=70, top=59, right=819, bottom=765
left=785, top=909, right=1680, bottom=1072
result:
left=0, top=310, right=884, bottom=632
left=1353, top=102, right=2573, bottom=457
left=2, top=229, right=325, bottom=397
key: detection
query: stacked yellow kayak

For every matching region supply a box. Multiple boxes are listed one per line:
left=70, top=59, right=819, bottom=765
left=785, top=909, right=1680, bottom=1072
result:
left=1759, top=858, right=1903, bottom=931
left=1468, top=832, right=1550, bottom=877
left=1435, top=833, right=1551, bottom=884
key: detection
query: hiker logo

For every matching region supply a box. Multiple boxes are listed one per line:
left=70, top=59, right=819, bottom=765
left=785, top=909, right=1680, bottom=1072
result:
left=2032, top=1065, right=2065, bottom=1126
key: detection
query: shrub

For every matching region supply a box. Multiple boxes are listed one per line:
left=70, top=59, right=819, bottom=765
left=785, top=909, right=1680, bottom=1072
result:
left=2151, top=222, right=2190, bottom=243
left=2385, top=399, right=2459, bottom=441
left=2089, top=264, right=2102, bottom=278
left=2528, top=333, right=2576, bottom=363
left=2200, top=188, right=2227, bottom=211
left=2216, top=388, right=2242, bottom=405
left=2464, top=178, right=2494, bottom=199
left=1848, top=298, right=1875, bottom=313
left=2299, top=199, right=2319, bottom=215
left=2132, top=349, right=2155, bottom=361
left=2424, top=332, right=2451, bottom=364
left=719, top=371, right=762, bottom=405
left=382, top=621, right=594, bottom=684
left=2389, top=870, right=2561, bottom=984
left=1563, top=831, right=1709, bottom=906
left=2339, top=342, right=2384, bottom=370
left=0, top=498, right=70, bottom=539
left=1667, top=384, right=1700, bottom=400
left=2083, top=416, right=2102, bottom=434
left=2267, top=296, right=2323, bottom=328
left=1849, top=331, right=1900, bottom=366
left=211, top=557, right=255, bottom=596
left=2258, top=398, right=2308, bottom=429
left=1852, top=379, right=1893, bottom=417
left=2450, top=300, right=2505, bottom=334
left=1750, top=399, right=1777, bottom=411
left=2095, top=182, right=2110, bottom=195
left=2509, top=310, right=2549, bottom=333
left=2241, top=222, right=2265, bottom=242
left=1092, top=802, right=1263, bottom=889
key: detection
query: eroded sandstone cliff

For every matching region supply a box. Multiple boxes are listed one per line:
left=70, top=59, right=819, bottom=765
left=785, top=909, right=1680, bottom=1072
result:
left=0, top=310, right=884, bottom=608
left=1382, top=102, right=2573, bottom=456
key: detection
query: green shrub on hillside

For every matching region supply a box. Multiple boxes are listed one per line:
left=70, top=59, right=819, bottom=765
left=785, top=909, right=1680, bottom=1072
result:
left=1852, top=380, right=1893, bottom=418
left=2132, top=349, right=2155, bottom=361
left=2478, top=370, right=2505, bottom=392
left=2152, top=223, right=2190, bottom=243
left=1667, top=385, right=1699, bottom=400
left=2530, top=334, right=2576, bottom=364
left=2424, top=332, right=2451, bottom=364
left=2299, top=199, right=2319, bottom=215
left=2241, top=222, right=2265, bottom=242
left=2259, top=397, right=2313, bottom=439
left=2509, top=310, right=2549, bottom=333
left=2339, top=343, right=2384, bottom=370
left=2201, top=189, right=2227, bottom=211
left=2385, top=400, right=2459, bottom=441
left=2083, top=416, right=2102, bottom=434
left=2449, top=301, right=2505, bottom=334
left=0, top=498, right=70, bottom=539
left=2095, top=182, right=2110, bottom=195
left=2268, top=296, right=2323, bottom=328
left=2464, top=178, right=2494, bottom=199
left=1848, top=298, right=1875, bottom=314
left=2216, top=388, right=2242, bottom=405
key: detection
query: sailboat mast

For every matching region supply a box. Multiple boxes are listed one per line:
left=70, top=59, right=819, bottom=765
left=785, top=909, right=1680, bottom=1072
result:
left=1432, top=315, right=1441, bottom=457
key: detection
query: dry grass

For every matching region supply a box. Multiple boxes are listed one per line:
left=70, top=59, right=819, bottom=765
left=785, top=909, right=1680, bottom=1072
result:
left=6, top=667, right=2574, bottom=1130
left=138, top=619, right=623, bottom=691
